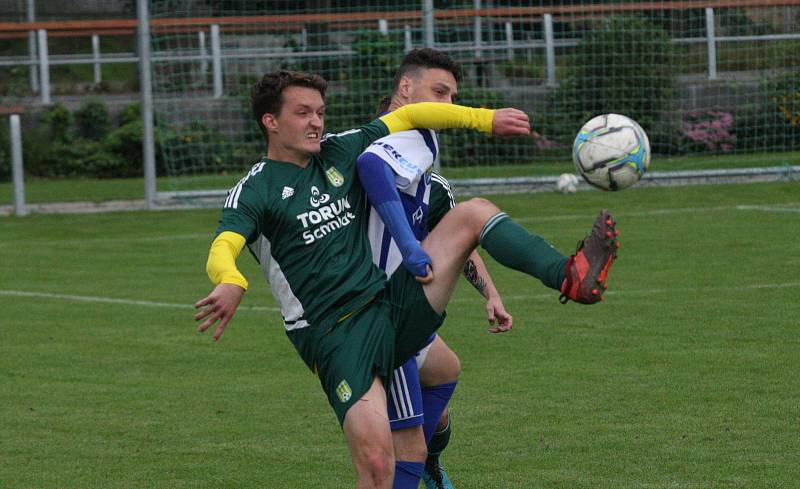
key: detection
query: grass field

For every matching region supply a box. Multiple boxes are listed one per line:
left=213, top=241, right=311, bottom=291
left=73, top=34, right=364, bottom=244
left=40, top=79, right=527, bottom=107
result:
left=1, top=181, right=799, bottom=488
left=2, top=151, right=798, bottom=205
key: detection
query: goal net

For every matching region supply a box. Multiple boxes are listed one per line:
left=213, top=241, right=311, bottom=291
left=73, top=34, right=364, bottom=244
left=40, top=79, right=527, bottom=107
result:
left=148, top=1, right=800, bottom=197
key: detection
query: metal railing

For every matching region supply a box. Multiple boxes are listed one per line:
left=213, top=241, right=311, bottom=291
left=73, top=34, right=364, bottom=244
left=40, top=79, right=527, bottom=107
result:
left=1, top=4, right=798, bottom=105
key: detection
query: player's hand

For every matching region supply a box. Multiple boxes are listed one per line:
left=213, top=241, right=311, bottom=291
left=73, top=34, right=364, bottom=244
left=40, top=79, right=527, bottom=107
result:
left=415, top=264, right=434, bottom=285
left=486, top=295, right=513, bottom=333
left=194, top=283, right=245, bottom=341
left=491, top=108, right=531, bottom=137
left=403, top=246, right=433, bottom=282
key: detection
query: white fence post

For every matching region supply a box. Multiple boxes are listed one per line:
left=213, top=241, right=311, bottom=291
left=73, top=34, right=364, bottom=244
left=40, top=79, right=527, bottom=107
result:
left=404, top=25, right=413, bottom=52
left=544, top=14, right=556, bottom=87
left=706, top=7, right=718, bottom=80
left=10, top=114, right=27, bottom=217
left=474, top=0, right=483, bottom=60
left=378, top=19, right=388, bottom=35
left=198, top=30, right=208, bottom=73
left=211, top=24, right=222, bottom=98
left=505, top=21, right=514, bottom=61
left=92, top=34, right=102, bottom=84
left=137, top=0, right=157, bottom=209
left=422, top=0, right=435, bottom=48
left=37, top=29, right=51, bottom=104
left=27, top=0, right=38, bottom=93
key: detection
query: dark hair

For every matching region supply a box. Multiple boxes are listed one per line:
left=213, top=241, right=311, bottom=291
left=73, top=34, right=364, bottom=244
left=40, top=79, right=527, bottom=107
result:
left=251, top=70, right=327, bottom=138
left=375, top=48, right=462, bottom=116
left=392, top=48, right=462, bottom=92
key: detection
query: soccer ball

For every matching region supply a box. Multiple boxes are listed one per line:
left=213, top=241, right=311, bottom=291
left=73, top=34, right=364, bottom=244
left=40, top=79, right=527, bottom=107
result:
left=556, top=173, right=579, bottom=194
left=572, top=113, right=650, bottom=191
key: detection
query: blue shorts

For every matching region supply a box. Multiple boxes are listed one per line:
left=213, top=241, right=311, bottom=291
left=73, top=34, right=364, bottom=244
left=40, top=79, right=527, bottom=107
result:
left=388, top=333, right=437, bottom=430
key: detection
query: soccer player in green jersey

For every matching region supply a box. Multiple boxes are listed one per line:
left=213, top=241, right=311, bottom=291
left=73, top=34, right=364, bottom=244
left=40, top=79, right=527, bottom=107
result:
left=195, top=70, right=618, bottom=489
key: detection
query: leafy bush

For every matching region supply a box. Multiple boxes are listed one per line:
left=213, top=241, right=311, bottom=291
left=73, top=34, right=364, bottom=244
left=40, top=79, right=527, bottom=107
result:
left=735, top=71, right=800, bottom=152
left=544, top=16, right=680, bottom=154
left=438, top=87, right=558, bottom=167
left=75, top=98, right=111, bottom=140
left=0, top=120, right=9, bottom=180
left=30, top=139, right=123, bottom=178
left=118, top=102, right=141, bottom=126
left=158, top=119, right=240, bottom=175
left=103, top=119, right=146, bottom=177
left=41, top=103, right=74, bottom=143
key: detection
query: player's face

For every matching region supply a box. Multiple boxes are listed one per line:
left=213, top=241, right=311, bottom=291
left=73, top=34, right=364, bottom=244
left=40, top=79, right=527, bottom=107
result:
left=263, top=85, right=325, bottom=164
left=407, top=68, right=458, bottom=105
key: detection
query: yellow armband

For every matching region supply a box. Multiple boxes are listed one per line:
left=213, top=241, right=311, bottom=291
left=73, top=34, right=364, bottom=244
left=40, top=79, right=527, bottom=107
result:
left=206, top=231, right=248, bottom=290
left=380, top=102, right=495, bottom=135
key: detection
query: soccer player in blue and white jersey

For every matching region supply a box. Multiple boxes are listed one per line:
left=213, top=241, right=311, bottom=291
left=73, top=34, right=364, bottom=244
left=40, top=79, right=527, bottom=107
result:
left=359, top=49, right=512, bottom=489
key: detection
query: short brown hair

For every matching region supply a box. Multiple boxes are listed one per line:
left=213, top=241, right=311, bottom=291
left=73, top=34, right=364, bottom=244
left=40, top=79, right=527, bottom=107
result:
left=251, top=70, right=327, bottom=137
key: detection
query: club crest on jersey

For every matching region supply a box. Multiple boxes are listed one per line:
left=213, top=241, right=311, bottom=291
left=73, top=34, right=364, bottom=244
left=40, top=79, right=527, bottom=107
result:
left=326, top=166, right=344, bottom=187
left=336, top=379, right=352, bottom=403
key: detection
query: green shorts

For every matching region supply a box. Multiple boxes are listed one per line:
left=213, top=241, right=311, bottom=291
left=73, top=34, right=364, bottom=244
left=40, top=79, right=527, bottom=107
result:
left=286, top=267, right=445, bottom=426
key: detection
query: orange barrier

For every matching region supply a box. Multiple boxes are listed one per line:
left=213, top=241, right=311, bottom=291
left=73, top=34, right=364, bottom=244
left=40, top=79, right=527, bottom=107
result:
left=0, top=1, right=797, bottom=39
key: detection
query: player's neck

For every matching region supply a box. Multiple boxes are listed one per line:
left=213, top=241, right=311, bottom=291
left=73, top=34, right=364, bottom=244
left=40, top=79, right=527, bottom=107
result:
left=387, top=98, right=405, bottom=112
left=267, top=146, right=311, bottom=168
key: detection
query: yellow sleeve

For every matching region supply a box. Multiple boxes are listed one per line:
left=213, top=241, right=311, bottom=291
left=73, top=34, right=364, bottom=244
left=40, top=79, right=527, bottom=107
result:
left=206, top=231, right=249, bottom=290
left=379, top=102, right=495, bottom=135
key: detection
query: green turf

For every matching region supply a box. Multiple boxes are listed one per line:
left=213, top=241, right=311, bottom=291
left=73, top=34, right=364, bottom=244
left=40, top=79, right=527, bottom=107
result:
left=1, top=181, right=799, bottom=488
left=2, top=151, right=798, bottom=205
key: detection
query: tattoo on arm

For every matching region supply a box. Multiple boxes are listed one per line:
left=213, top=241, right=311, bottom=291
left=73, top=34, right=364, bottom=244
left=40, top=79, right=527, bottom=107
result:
left=463, top=259, right=487, bottom=296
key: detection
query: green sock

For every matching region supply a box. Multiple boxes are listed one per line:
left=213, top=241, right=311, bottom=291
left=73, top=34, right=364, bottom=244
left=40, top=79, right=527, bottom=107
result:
left=427, top=416, right=452, bottom=456
left=479, top=212, right=567, bottom=291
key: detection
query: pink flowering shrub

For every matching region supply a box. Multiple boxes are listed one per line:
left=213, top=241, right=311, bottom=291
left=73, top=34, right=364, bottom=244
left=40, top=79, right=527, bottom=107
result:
left=683, top=111, right=737, bottom=152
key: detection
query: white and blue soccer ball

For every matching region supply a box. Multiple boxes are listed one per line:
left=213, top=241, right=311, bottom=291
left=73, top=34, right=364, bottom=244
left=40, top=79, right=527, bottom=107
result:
left=572, top=113, right=650, bottom=191
left=556, top=173, right=579, bottom=194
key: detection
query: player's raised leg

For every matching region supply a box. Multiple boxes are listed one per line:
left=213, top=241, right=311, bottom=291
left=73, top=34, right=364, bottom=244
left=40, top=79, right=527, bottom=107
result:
left=420, top=198, right=619, bottom=313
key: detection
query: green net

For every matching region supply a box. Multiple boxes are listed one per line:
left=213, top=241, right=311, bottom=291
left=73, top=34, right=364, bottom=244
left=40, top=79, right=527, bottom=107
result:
left=149, top=0, right=800, bottom=192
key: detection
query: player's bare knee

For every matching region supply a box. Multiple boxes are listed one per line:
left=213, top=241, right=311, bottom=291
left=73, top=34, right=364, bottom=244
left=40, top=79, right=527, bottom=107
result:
left=447, top=351, right=462, bottom=381
left=359, top=450, right=394, bottom=485
left=458, top=198, right=501, bottom=230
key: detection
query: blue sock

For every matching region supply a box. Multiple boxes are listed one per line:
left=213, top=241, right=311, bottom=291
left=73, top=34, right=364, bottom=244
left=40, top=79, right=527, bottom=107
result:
left=393, top=460, right=424, bottom=489
left=422, top=382, right=457, bottom=444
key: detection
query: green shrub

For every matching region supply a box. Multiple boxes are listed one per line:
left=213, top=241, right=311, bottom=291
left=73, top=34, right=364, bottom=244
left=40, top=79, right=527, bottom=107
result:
left=102, top=119, right=146, bottom=177
left=31, top=139, right=122, bottom=178
left=545, top=16, right=680, bottom=154
left=75, top=98, right=111, bottom=140
left=41, top=103, right=74, bottom=143
left=118, top=102, right=141, bottom=126
left=158, top=119, right=239, bottom=176
left=735, top=71, right=800, bottom=152
left=0, top=120, right=9, bottom=181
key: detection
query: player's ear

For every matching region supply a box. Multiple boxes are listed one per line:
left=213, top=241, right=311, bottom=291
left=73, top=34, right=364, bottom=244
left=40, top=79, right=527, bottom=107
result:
left=262, top=113, right=278, bottom=131
left=398, top=75, right=413, bottom=100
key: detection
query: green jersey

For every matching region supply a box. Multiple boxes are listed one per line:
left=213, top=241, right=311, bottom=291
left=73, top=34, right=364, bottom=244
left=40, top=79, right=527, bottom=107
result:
left=428, top=171, right=456, bottom=231
left=217, top=120, right=390, bottom=330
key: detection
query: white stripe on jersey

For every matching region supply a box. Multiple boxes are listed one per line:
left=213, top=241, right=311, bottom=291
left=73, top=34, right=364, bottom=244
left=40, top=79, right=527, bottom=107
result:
left=431, top=172, right=456, bottom=209
left=225, top=162, right=266, bottom=209
left=321, top=128, right=362, bottom=142
left=248, top=236, right=310, bottom=331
